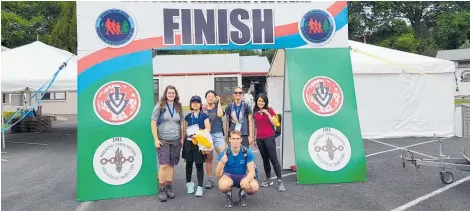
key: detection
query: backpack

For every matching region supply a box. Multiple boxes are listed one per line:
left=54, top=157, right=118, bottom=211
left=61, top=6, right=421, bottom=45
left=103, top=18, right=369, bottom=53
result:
left=272, top=112, right=282, bottom=138
left=226, top=145, right=259, bottom=179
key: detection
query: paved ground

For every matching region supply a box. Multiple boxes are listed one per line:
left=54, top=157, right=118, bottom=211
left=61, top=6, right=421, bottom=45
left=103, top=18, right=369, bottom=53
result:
left=1, top=120, right=469, bottom=211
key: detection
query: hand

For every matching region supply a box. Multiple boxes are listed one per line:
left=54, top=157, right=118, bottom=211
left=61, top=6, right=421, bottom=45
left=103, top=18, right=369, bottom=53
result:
left=261, top=109, right=270, bottom=115
left=239, top=177, right=250, bottom=189
left=180, top=138, right=185, bottom=145
left=248, top=136, right=253, bottom=145
left=216, top=96, right=221, bottom=102
left=221, top=154, right=228, bottom=164
left=155, top=139, right=161, bottom=148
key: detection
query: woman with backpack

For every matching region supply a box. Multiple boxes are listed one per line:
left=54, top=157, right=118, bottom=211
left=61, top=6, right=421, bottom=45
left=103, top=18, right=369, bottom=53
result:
left=183, top=95, right=211, bottom=197
left=252, top=93, right=286, bottom=192
left=151, top=85, right=185, bottom=202
left=225, top=87, right=253, bottom=148
left=203, top=90, right=225, bottom=189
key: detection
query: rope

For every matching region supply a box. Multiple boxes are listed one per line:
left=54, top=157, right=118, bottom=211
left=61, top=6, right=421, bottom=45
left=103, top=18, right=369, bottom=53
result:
left=349, top=46, right=456, bottom=87
left=2, top=55, right=74, bottom=132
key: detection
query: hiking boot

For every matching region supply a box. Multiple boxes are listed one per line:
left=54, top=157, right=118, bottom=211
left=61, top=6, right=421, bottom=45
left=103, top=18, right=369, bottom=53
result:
left=195, top=186, right=204, bottom=197
left=165, top=184, right=175, bottom=199
left=186, top=182, right=195, bottom=194
left=224, top=191, right=234, bottom=208
left=276, top=180, right=286, bottom=192
left=158, top=186, right=167, bottom=202
left=205, top=178, right=215, bottom=189
left=239, top=189, right=247, bottom=207
left=260, top=179, right=273, bottom=187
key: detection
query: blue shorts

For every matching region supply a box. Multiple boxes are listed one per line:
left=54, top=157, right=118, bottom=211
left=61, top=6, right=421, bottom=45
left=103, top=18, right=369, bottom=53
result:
left=224, top=173, right=247, bottom=188
left=211, top=132, right=225, bottom=149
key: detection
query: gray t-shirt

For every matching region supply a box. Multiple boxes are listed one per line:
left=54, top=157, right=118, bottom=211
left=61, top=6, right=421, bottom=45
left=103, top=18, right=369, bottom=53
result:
left=151, top=103, right=183, bottom=143
left=225, top=101, right=252, bottom=136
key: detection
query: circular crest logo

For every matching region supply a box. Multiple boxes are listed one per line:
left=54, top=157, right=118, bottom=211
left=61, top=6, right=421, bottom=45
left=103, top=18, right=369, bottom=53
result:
left=93, top=137, right=143, bottom=185
left=95, top=9, right=136, bottom=48
left=299, top=9, right=336, bottom=46
left=308, top=127, right=351, bottom=172
left=461, top=70, right=470, bottom=82
left=303, top=76, right=343, bottom=117
left=93, top=81, right=141, bottom=125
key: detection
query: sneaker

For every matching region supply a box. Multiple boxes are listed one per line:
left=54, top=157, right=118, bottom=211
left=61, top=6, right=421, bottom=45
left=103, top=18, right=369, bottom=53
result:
left=224, top=191, right=234, bottom=208
left=276, top=180, right=286, bottom=192
left=158, top=186, right=167, bottom=202
left=205, top=178, right=215, bottom=189
left=186, top=182, right=195, bottom=194
left=260, top=179, right=273, bottom=187
left=239, top=189, right=247, bottom=207
left=195, top=186, right=204, bottom=197
left=165, top=184, right=176, bottom=199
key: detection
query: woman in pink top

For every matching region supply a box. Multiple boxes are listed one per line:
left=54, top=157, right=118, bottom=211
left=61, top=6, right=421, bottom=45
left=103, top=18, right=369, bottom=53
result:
left=252, top=93, right=285, bottom=192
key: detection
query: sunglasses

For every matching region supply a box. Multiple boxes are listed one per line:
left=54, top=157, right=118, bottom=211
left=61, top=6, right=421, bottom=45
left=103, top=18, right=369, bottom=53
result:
left=234, top=92, right=243, bottom=95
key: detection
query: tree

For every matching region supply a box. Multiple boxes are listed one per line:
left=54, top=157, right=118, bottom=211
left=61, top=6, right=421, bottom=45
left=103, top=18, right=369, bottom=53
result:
left=379, top=33, right=420, bottom=53
left=322, top=19, right=329, bottom=33
left=49, top=2, right=77, bottom=54
left=1, top=1, right=62, bottom=48
left=433, top=12, right=470, bottom=50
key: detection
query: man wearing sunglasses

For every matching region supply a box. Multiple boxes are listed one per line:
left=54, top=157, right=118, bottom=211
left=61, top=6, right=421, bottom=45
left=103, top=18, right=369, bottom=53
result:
left=225, top=87, right=253, bottom=148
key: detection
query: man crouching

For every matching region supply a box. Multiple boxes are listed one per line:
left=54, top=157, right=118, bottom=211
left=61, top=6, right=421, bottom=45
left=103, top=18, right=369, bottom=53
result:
left=216, top=130, right=259, bottom=208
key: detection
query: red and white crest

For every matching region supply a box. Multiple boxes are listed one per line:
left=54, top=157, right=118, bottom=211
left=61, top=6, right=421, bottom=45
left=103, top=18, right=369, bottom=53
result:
left=93, top=81, right=141, bottom=125
left=303, top=76, right=343, bottom=117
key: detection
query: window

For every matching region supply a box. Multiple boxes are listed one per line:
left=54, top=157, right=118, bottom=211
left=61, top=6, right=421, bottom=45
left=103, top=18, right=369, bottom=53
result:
left=458, top=60, right=470, bottom=68
left=214, top=77, right=238, bottom=94
left=41, top=92, right=66, bottom=100
left=2, top=93, right=9, bottom=104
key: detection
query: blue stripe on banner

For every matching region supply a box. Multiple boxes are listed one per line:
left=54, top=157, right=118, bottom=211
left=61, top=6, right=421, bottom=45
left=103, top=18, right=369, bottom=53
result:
left=335, top=7, right=348, bottom=32
left=78, top=50, right=152, bottom=95
left=159, top=14, right=348, bottom=51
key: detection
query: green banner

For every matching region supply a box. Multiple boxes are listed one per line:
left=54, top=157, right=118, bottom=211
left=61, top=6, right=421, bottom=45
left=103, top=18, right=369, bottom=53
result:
left=286, top=48, right=367, bottom=184
left=77, top=51, right=157, bottom=201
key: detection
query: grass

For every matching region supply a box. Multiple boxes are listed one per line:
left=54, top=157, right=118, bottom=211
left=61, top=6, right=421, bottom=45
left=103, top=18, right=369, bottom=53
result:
left=455, top=98, right=470, bottom=105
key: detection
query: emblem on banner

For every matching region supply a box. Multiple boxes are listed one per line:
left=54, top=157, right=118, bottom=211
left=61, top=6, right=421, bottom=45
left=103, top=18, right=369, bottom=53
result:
left=303, top=76, right=343, bottom=117
left=93, top=81, right=141, bottom=125
left=308, top=127, right=351, bottom=172
left=95, top=8, right=136, bottom=48
left=93, top=137, right=143, bottom=185
left=299, top=9, right=336, bottom=46
left=461, top=70, right=470, bottom=82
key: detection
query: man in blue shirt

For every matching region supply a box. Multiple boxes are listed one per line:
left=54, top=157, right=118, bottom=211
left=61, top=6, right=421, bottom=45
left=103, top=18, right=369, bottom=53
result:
left=216, top=130, right=259, bottom=208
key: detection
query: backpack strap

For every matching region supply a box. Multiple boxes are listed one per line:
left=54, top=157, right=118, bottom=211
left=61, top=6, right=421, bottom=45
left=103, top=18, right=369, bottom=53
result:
left=157, top=107, right=164, bottom=125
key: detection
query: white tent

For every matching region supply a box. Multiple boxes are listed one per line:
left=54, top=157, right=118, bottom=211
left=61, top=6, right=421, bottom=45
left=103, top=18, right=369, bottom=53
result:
left=269, top=40, right=456, bottom=140
left=1, top=41, right=77, bottom=92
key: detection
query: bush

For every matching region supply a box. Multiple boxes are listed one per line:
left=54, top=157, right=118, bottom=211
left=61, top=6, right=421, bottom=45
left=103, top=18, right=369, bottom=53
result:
left=2, top=111, right=21, bottom=122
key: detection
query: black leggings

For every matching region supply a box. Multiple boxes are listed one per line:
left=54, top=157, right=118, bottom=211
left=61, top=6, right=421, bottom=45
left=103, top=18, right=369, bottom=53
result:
left=256, top=136, right=282, bottom=180
left=186, top=161, right=204, bottom=187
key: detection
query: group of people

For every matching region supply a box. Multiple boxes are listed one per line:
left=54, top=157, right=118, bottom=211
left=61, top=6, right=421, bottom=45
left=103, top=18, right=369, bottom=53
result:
left=151, top=85, right=285, bottom=208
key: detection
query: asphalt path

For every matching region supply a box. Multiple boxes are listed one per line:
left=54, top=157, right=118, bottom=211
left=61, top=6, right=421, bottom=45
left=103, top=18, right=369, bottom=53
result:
left=1, top=120, right=469, bottom=211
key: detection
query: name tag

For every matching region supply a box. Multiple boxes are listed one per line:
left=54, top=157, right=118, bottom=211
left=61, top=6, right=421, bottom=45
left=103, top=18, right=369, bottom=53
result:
left=187, top=124, right=199, bottom=137
left=235, top=123, right=242, bottom=131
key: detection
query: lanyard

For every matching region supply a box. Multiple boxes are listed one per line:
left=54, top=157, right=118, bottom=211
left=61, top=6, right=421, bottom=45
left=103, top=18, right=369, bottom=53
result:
left=191, top=112, right=200, bottom=126
left=166, top=102, right=175, bottom=118
left=232, top=102, right=242, bottom=121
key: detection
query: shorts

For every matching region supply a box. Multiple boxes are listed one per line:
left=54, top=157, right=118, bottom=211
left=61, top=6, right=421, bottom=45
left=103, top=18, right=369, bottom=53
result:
left=224, top=173, right=247, bottom=188
left=211, top=132, right=226, bottom=149
left=157, top=141, right=181, bottom=166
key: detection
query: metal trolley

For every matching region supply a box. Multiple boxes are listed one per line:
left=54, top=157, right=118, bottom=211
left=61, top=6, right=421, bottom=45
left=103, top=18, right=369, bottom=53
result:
left=401, top=105, right=470, bottom=184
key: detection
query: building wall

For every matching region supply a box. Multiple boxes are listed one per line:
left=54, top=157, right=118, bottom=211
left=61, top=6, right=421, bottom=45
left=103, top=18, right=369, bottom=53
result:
left=158, top=74, right=242, bottom=107
left=2, top=91, right=77, bottom=115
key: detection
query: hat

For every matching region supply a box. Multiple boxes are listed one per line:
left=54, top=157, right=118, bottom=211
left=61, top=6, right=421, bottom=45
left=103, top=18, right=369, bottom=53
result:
left=190, top=95, right=202, bottom=103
